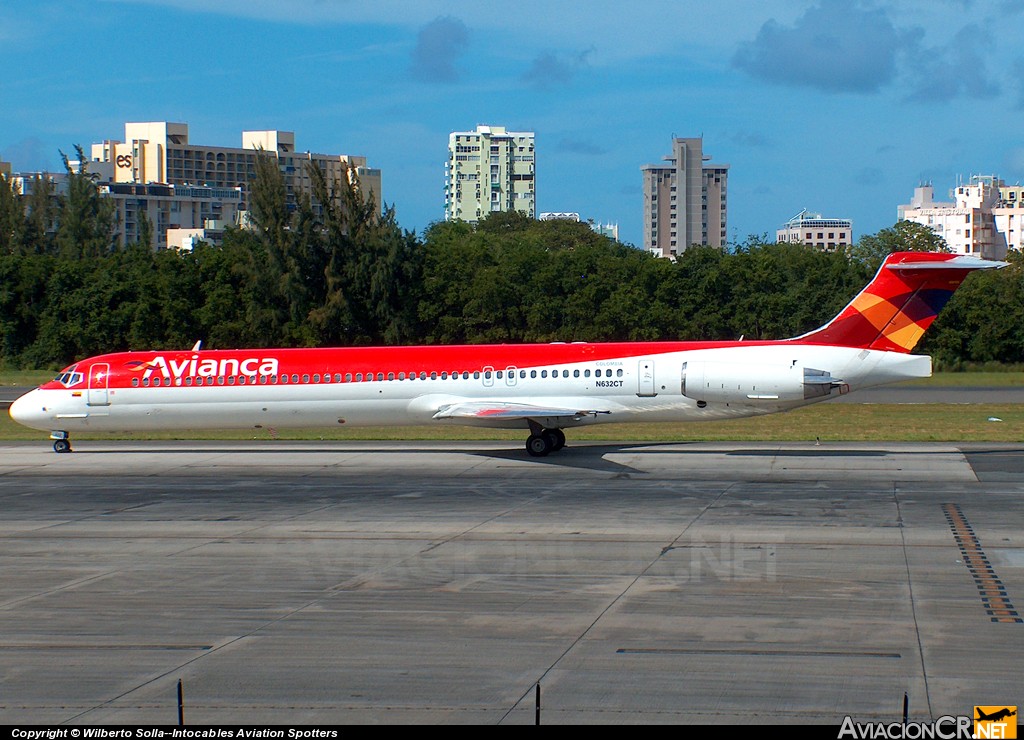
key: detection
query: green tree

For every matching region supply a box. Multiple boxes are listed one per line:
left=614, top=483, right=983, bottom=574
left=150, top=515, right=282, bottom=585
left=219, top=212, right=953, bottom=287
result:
left=54, top=146, right=116, bottom=259
left=0, top=172, right=24, bottom=255
left=851, top=220, right=949, bottom=273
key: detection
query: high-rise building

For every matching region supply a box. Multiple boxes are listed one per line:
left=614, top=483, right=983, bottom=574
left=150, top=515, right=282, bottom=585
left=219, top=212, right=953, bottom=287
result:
left=898, top=177, right=1014, bottom=260
left=445, top=125, right=535, bottom=224
left=776, top=210, right=853, bottom=251
left=641, top=137, right=729, bottom=257
left=88, top=122, right=381, bottom=233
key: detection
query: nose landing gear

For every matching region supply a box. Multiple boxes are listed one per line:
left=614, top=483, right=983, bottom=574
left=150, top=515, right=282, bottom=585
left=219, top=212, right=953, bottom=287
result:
left=50, top=431, right=72, bottom=453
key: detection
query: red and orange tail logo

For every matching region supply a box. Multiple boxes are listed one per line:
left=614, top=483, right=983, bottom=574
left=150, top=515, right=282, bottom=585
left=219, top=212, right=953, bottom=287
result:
left=795, top=252, right=997, bottom=353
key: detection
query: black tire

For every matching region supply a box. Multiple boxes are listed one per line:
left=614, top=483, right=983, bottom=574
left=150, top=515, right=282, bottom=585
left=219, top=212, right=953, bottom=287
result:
left=526, top=433, right=552, bottom=457
left=53, top=439, right=71, bottom=454
left=548, top=429, right=566, bottom=452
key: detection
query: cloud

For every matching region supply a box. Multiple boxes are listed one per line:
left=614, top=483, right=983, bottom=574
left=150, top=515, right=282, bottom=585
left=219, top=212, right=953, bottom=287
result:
left=521, top=49, right=592, bottom=88
left=1, top=137, right=56, bottom=172
left=902, top=24, right=1000, bottom=102
left=728, top=131, right=770, bottom=148
left=1008, top=58, right=1024, bottom=109
left=732, top=0, right=914, bottom=93
left=1006, top=147, right=1024, bottom=174
left=410, top=16, right=469, bottom=83
left=557, top=138, right=607, bottom=156
left=854, top=167, right=883, bottom=186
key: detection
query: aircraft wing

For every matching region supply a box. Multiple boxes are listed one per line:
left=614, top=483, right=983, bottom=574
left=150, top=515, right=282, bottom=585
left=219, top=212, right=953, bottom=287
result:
left=432, top=401, right=611, bottom=424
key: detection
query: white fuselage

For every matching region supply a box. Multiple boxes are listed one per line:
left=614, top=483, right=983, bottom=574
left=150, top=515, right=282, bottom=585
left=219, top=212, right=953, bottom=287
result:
left=10, top=344, right=931, bottom=434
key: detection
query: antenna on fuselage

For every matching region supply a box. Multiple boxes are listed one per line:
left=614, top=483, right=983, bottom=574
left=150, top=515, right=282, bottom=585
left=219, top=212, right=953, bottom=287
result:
left=191, top=340, right=203, bottom=352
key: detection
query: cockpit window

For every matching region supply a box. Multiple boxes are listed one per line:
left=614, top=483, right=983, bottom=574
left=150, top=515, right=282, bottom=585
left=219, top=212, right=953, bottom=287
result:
left=54, top=367, right=84, bottom=387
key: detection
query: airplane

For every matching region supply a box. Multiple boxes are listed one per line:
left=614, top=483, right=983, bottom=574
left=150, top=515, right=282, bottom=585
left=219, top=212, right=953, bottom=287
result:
left=976, top=708, right=1017, bottom=722
left=9, top=251, right=1004, bottom=456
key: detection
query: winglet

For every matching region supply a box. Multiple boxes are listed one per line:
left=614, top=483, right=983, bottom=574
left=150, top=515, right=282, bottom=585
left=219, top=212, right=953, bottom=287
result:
left=793, top=252, right=1006, bottom=353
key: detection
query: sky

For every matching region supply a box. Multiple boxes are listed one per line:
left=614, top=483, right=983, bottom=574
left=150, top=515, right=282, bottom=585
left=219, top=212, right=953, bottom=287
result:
left=1, top=0, right=1022, bottom=248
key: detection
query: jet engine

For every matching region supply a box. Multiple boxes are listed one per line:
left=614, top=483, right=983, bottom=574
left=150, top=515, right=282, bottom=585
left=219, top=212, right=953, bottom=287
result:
left=681, top=361, right=839, bottom=404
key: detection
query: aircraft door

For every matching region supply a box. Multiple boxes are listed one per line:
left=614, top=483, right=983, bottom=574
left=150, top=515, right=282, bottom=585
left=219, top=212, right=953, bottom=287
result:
left=87, top=363, right=111, bottom=406
left=637, top=360, right=657, bottom=397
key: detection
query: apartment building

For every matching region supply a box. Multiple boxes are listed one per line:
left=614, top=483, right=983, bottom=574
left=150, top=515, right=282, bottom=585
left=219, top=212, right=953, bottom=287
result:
left=445, top=125, right=535, bottom=224
left=641, top=136, right=729, bottom=257
left=898, top=177, right=1014, bottom=260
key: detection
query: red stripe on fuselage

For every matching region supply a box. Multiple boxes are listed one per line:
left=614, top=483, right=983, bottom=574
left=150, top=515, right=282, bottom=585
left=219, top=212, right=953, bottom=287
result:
left=42, top=340, right=787, bottom=390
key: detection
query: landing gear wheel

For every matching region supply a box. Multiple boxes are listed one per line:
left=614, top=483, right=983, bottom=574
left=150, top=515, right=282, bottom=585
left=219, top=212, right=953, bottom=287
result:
left=548, top=429, right=566, bottom=452
left=53, top=439, right=72, bottom=453
left=526, top=433, right=553, bottom=457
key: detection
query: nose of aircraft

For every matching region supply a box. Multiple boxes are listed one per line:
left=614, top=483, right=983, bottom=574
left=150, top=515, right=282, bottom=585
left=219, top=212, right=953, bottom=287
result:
left=9, top=389, right=50, bottom=431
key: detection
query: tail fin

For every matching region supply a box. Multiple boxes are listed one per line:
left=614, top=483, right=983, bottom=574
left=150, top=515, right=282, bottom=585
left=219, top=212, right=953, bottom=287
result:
left=794, top=252, right=1005, bottom=352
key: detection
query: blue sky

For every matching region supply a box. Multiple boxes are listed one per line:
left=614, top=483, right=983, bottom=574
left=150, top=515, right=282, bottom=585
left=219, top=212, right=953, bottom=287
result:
left=1, top=0, right=1022, bottom=248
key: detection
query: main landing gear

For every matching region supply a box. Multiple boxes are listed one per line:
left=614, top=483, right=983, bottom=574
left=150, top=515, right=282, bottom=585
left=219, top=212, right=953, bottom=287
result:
left=525, top=427, right=566, bottom=458
left=50, top=431, right=72, bottom=453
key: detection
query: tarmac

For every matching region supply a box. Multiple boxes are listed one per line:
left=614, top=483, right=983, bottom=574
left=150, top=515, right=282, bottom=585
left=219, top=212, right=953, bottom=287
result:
left=0, top=439, right=1022, bottom=724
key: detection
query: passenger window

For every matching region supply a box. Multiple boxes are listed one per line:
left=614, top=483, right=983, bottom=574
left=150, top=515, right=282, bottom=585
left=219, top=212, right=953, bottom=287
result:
left=473, top=371, right=480, bottom=379
left=585, top=369, right=591, bottom=378
left=142, top=378, right=149, bottom=387
left=496, top=371, right=502, bottom=379
left=573, top=369, right=580, bottom=378
left=541, top=370, right=548, bottom=378
left=376, top=372, right=384, bottom=381
left=292, top=374, right=300, bottom=383
left=228, top=376, right=236, bottom=385
left=399, top=372, right=406, bottom=380
left=530, top=370, right=537, bottom=378
left=217, top=376, right=225, bottom=385
left=388, top=372, right=395, bottom=381
left=562, top=370, right=569, bottom=378
left=462, top=372, right=469, bottom=379
left=355, top=373, right=362, bottom=381
left=421, top=372, right=428, bottom=380
left=431, top=372, right=438, bottom=380
left=345, top=373, right=352, bottom=382
left=302, top=374, right=310, bottom=383
left=441, top=372, right=448, bottom=380
left=334, top=373, right=342, bottom=382
left=132, top=378, right=140, bottom=387
left=617, top=369, right=623, bottom=377
left=313, top=374, right=320, bottom=383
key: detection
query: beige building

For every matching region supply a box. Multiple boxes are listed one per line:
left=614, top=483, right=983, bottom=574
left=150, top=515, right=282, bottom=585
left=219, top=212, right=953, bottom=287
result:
left=90, top=121, right=382, bottom=221
left=101, top=182, right=243, bottom=250
left=642, top=137, right=729, bottom=257
left=776, top=210, right=853, bottom=251
left=898, top=177, right=1012, bottom=260
left=445, top=125, right=535, bottom=224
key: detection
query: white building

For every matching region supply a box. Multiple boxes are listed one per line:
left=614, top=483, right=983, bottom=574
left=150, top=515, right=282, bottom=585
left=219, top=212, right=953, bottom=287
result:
left=898, top=177, right=1011, bottom=260
left=776, top=210, right=853, bottom=251
left=539, top=212, right=620, bottom=241
left=445, top=125, right=535, bottom=224
left=641, top=136, right=729, bottom=257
